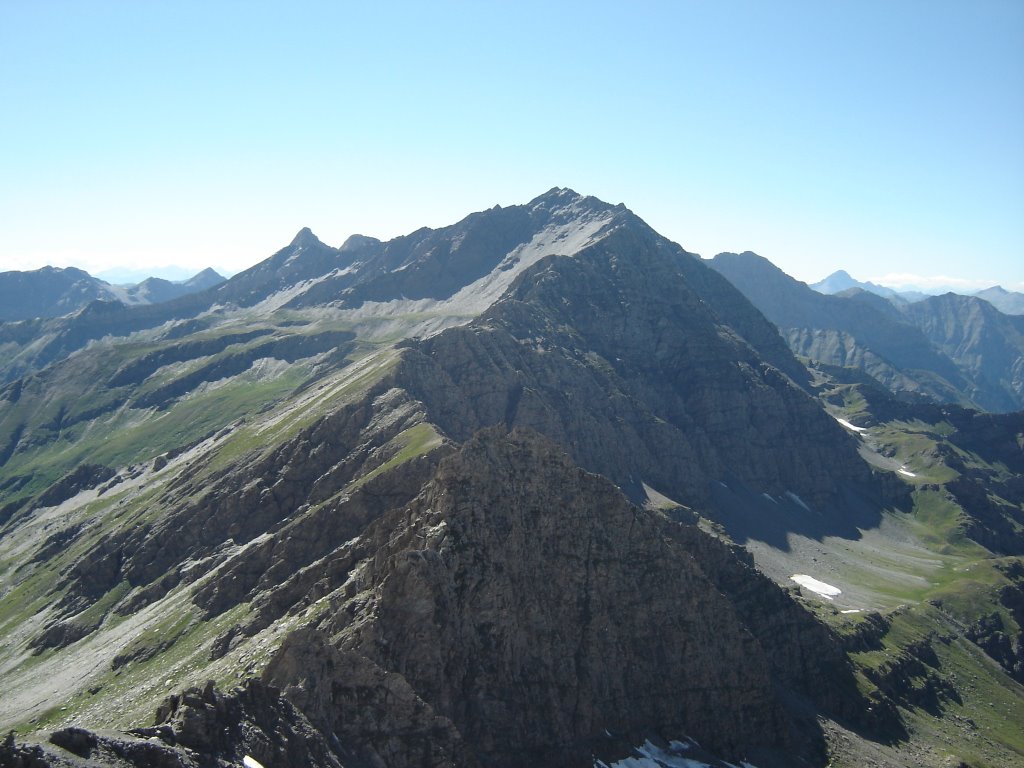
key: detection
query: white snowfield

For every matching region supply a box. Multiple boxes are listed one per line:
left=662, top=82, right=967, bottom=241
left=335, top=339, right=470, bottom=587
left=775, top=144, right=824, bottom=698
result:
left=594, top=739, right=758, bottom=768
left=242, top=756, right=265, bottom=768
left=790, top=574, right=842, bottom=599
left=898, top=467, right=917, bottom=477
left=834, top=417, right=867, bottom=433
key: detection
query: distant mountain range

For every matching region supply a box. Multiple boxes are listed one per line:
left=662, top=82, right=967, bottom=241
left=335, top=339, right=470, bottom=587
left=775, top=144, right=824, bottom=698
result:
left=810, top=269, right=902, bottom=299
left=811, top=269, right=1024, bottom=314
left=0, top=265, right=224, bottom=322
left=712, top=254, right=1024, bottom=412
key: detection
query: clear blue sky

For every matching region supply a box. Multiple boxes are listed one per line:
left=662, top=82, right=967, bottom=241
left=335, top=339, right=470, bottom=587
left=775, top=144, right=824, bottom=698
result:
left=2, top=1, right=1022, bottom=290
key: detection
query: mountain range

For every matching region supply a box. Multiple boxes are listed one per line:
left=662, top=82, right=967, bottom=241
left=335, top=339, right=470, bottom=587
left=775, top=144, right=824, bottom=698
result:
left=0, top=190, right=1021, bottom=768
left=0, top=266, right=225, bottom=323
left=811, top=269, right=1024, bottom=315
left=711, top=252, right=1024, bottom=413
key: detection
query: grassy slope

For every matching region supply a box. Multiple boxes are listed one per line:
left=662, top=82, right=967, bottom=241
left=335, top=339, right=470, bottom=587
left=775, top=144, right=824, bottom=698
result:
left=769, top=377, right=1024, bottom=767
left=0, top=324, right=416, bottom=732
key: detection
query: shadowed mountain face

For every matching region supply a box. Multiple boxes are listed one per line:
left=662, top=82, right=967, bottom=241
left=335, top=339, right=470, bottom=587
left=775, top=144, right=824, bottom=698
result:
left=901, top=293, right=1024, bottom=411
left=709, top=251, right=1024, bottom=412
left=263, top=429, right=870, bottom=768
left=396, top=223, right=879, bottom=537
left=0, top=267, right=112, bottom=322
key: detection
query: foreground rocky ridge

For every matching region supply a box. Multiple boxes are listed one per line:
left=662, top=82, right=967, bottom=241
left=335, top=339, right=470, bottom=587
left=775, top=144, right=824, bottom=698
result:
left=3, top=430, right=880, bottom=767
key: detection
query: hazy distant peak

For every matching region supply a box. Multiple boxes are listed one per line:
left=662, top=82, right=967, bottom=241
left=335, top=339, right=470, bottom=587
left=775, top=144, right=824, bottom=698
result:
left=973, top=285, right=1024, bottom=315
left=811, top=270, right=897, bottom=299
left=182, top=267, right=225, bottom=289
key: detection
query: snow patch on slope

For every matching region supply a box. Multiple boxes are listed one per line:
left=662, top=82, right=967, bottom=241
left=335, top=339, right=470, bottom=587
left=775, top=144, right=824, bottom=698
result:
left=790, top=574, right=841, bottom=599
left=595, top=739, right=758, bottom=768
left=834, top=417, right=867, bottom=433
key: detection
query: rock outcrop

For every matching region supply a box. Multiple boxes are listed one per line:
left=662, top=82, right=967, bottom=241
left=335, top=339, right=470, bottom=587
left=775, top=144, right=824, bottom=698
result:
left=396, top=224, right=878, bottom=526
left=264, top=429, right=869, bottom=767
left=0, top=680, right=342, bottom=768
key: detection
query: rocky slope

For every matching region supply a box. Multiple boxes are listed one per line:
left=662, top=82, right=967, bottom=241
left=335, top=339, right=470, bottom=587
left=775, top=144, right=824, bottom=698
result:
left=262, top=429, right=870, bottom=767
left=396, top=225, right=875, bottom=523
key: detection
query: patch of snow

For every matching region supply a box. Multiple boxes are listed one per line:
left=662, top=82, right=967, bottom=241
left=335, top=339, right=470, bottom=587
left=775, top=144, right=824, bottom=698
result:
left=242, top=756, right=265, bottom=768
left=791, top=574, right=842, bottom=599
left=784, top=491, right=811, bottom=512
left=835, top=417, right=867, bottom=433
left=595, top=739, right=756, bottom=768
left=760, top=492, right=776, bottom=504
left=841, top=609, right=862, bottom=614
left=897, top=467, right=916, bottom=477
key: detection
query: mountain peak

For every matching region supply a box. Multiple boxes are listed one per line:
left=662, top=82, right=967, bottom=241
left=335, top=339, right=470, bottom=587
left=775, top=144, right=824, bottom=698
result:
left=340, top=234, right=381, bottom=251
left=289, top=227, right=322, bottom=248
left=811, top=269, right=898, bottom=299
left=182, top=267, right=226, bottom=289
left=530, top=186, right=582, bottom=204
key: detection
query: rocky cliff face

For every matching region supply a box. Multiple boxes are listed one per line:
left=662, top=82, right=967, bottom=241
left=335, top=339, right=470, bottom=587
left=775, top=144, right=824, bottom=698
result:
left=902, top=293, right=1024, bottom=412
left=395, top=224, right=877, bottom=527
left=262, top=429, right=867, bottom=767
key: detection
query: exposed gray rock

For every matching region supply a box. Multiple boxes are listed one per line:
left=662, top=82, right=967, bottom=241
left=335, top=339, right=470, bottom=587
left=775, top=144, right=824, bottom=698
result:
left=265, top=429, right=872, bottom=767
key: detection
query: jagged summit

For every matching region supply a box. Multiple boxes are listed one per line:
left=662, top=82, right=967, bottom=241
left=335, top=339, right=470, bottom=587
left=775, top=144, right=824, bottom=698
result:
left=526, top=186, right=623, bottom=219
left=288, top=226, right=323, bottom=248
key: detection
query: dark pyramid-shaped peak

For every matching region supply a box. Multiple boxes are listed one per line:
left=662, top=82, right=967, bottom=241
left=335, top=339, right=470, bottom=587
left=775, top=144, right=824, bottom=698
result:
left=182, top=267, right=225, bottom=290
left=289, top=227, right=323, bottom=248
